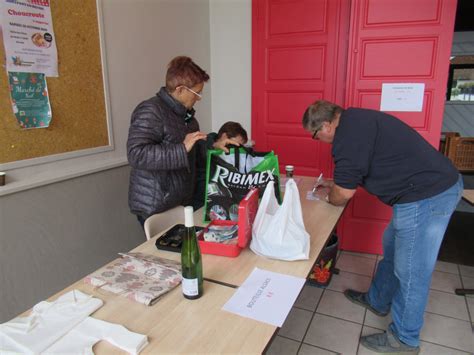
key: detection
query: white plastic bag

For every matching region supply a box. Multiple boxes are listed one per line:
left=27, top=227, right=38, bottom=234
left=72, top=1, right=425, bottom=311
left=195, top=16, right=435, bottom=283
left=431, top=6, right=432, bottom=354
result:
left=250, top=179, right=310, bottom=261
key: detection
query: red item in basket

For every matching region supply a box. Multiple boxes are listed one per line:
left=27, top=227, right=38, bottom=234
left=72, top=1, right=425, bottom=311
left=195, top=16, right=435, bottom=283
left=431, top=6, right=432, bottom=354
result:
left=198, top=188, right=259, bottom=257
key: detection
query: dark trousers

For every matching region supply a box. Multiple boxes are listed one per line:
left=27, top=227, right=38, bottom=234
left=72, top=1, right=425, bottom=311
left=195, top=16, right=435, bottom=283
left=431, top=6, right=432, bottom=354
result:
left=136, top=214, right=146, bottom=229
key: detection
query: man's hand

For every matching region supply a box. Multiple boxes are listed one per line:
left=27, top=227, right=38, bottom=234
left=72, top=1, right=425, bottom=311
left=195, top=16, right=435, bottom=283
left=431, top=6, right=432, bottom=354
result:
left=312, top=178, right=333, bottom=201
left=319, top=178, right=335, bottom=189
left=212, top=137, right=242, bottom=153
left=183, top=131, right=207, bottom=152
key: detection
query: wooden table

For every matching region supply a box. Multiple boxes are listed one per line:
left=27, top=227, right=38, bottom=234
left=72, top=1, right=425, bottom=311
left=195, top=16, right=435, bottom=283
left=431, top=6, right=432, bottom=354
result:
left=462, top=189, right=474, bottom=204
left=36, top=280, right=275, bottom=354
left=135, top=176, right=345, bottom=287
left=15, top=176, right=345, bottom=354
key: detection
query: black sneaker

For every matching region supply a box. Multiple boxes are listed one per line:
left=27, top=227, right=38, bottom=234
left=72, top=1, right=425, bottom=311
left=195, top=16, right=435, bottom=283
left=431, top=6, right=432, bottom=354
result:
left=344, top=289, right=389, bottom=317
left=360, top=328, right=420, bottom=354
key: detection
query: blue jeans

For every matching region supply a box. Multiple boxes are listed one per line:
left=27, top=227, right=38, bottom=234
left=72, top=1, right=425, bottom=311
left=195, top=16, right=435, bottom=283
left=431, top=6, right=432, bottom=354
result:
left=367, top=175, right=463, bottom=347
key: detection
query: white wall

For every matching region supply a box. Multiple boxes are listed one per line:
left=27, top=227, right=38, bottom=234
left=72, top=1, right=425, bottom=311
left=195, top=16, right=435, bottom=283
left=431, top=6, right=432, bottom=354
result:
left=0, top=166, right=143, bottom=322
left=209, top=0, right=252, bottom=138
left=102, top=0, right=212, bottom=135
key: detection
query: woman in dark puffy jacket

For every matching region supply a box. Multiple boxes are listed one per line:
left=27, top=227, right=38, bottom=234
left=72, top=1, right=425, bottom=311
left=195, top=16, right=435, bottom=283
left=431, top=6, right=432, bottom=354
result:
left=127, top=56, right=236, bottom=227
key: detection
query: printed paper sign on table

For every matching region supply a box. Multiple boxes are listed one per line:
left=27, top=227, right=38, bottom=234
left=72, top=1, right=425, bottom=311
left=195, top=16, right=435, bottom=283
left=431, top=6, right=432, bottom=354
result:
left=222, top=267, right=306, bottom=327
left=0, top=0, right=58, bottom=76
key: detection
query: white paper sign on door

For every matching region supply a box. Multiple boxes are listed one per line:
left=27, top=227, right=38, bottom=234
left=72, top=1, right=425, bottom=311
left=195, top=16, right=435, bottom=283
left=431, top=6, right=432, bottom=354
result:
left=222, top=267, right=306, bottom=327
left=380, top=83, right=425, bottom=112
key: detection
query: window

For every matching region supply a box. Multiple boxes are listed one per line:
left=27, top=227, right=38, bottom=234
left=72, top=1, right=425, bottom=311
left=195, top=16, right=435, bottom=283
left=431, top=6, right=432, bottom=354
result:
left=447, top=55, right=474, bottom=102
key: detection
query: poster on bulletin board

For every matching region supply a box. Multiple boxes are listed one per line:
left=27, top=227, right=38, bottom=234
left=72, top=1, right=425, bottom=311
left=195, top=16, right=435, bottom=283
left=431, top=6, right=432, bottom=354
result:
left=0, top=0, right=58, bottom=76
left=8, top=72, right=52, bottom=129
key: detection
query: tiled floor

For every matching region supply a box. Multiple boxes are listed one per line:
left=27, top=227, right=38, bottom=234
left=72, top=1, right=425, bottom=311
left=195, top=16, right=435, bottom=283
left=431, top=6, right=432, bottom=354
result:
left=265, top=251, right=474, bottom=355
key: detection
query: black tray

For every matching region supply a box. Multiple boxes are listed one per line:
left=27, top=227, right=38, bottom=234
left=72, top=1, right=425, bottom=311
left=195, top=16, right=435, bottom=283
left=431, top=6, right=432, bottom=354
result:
left=155, top=224, right=204, bottom=253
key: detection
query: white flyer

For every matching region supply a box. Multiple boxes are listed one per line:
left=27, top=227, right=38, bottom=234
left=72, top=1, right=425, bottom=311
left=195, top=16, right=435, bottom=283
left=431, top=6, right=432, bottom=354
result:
left=0, top=0, right=58, bottom=76
left=380, top=83, right=425, bottom=112
left=222, top=267, right=306, bottom=327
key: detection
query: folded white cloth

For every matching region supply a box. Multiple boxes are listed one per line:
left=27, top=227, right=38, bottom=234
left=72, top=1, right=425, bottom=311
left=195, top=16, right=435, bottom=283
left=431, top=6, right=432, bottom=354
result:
left=45, top=317, right=148, bottom=355
left=0, top=289, right=148, bottom=354
left=0, top=290, right=102, bottom=354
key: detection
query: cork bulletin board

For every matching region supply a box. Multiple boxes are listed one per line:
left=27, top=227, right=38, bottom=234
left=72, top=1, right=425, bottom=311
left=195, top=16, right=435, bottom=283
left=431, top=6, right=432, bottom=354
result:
left=0, top=0, right=110, bottom=165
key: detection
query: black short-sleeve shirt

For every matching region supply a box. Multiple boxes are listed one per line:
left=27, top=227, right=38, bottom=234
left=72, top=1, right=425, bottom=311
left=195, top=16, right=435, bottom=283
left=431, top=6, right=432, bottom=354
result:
left=332, top=108, right=458, bottom=205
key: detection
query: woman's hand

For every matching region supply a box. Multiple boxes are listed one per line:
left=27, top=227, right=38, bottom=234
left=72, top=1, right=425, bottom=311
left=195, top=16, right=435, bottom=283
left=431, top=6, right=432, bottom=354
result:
left=183, top=131, right=207, bottom=152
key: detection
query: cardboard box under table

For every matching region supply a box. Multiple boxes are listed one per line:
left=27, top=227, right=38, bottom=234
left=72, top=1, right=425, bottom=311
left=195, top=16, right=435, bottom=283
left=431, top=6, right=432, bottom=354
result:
left=198, top=188, right=258, bottom=257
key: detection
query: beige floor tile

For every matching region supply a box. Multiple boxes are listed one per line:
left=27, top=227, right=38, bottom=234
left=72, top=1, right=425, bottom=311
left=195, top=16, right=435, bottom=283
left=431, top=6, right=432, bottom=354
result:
left=294, top=284, right=324, bottom=311
left=459, top=265, right=474, bottom=278
left=278, top=307, right=313, bottom=341
left=265, top=335, right=300, bottom=355
left=304, top=314, right=362, bottom=355
left=420, top=312, right=473, bottom=352
left=435, top=261, right=459, bottom=274
left=299, top=343, right=338, bottom=355
left=466, top=297, right=474, bottom=321
left=419, top=341, right=472, bottom=355
left=430, top=271, right=462, bottom=293
left=317, top=290, right=365, bottom=324
left=327, top=271, right=372, bottom=293
left=337, top=253, right=377, bottom=277
left=426, top=289, right=470, bottom=321
left=267, top=263, right=473, bottom=355
left=341, top=251, right=378, bottom=260
left=364, top=310, right=392, bottom=330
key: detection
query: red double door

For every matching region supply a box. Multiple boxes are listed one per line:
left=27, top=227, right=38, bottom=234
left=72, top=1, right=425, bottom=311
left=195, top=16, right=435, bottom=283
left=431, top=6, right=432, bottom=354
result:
left=252, top=0, right=457, bottom=254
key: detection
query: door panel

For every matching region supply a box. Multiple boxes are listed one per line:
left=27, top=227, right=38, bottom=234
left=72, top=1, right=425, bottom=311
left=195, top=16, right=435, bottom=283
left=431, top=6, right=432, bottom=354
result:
left=268, top=47, right=325, bottom=80
left=268, top=0, right=326, bottom=34
left=365, top=0, right=441, bottom=25
left=352, top=189, right=392, bottom=221
left=252, top=0, right=456, bottom=255
left=252, top=0, right=350, bottom=177
left=340, top=0, right=457, bottom=254
left=362, top=39, right=437, bottom=77
left=358, top=92, right=433, bottom=130
left=339, top=218, right=389, bottom=254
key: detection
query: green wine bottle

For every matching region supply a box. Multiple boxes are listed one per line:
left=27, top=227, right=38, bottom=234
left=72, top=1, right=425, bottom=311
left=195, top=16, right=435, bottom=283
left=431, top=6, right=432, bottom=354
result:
left=181, top=206, right=203, bottom=299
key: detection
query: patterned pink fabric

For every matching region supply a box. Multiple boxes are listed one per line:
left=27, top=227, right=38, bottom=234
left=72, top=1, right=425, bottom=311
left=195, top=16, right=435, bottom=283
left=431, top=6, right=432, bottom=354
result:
left=84, top=252, right=181, bottom=306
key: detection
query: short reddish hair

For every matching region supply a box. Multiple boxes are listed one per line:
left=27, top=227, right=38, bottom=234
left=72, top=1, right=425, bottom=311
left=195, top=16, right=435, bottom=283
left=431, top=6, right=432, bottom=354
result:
left=166, top=56, right=209, bottom=91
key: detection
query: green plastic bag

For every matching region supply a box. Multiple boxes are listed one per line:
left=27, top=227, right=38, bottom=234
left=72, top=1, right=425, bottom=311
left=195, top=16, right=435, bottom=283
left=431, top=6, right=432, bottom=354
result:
left=203, top=146, right=281, bottom=222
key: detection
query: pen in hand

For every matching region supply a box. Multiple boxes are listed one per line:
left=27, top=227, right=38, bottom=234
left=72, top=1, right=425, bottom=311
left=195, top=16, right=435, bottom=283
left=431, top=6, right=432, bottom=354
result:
left=312, top=173, right=323, bottom=194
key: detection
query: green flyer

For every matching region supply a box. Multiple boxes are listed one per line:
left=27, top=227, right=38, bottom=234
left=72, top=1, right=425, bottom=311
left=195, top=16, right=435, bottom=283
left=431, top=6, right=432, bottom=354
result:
left=8, top=72, right=52, bottom=129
